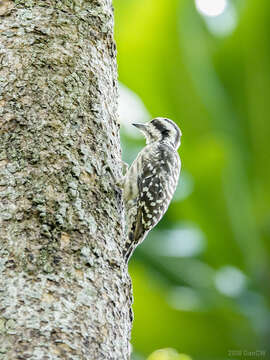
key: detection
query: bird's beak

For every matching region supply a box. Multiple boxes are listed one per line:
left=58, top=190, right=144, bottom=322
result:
left=132, top=123, right=147, bottom=131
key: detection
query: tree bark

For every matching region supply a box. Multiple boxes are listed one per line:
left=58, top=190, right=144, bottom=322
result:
left=0, top=1, right=132, bottom=359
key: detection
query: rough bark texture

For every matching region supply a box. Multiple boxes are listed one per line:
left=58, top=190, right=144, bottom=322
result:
left=0, top=1, right=132, bottom=359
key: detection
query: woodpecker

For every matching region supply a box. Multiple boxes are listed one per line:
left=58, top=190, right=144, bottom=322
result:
left=123, top=117, right=182, bottom=263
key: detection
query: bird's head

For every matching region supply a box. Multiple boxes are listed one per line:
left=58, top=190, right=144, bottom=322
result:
left=132, top=117, right=182, bottom=149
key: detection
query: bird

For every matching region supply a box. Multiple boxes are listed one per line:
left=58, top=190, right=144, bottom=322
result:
left=123, top=117, right=182, bottom=263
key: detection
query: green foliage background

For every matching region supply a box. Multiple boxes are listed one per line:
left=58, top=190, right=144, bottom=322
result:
left=114, top=0, right=270, bottom=359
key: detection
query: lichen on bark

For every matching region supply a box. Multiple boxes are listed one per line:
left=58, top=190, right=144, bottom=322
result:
left=0, top=1, right=132, bottom=359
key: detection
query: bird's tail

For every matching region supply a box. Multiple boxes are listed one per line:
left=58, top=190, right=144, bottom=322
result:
left=123, top=206, right=146, bottom=263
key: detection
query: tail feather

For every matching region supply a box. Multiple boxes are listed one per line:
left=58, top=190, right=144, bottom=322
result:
left=124, top=208, right=147, bottom=263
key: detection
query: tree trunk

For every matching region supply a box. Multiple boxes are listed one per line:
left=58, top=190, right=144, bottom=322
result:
left=0, top=1, right=132, bottom=359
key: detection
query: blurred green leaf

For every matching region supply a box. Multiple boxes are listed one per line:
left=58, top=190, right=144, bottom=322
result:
left=147, top=348, right=192, bottom=360
left=114, top=0, right=270, bottom=358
